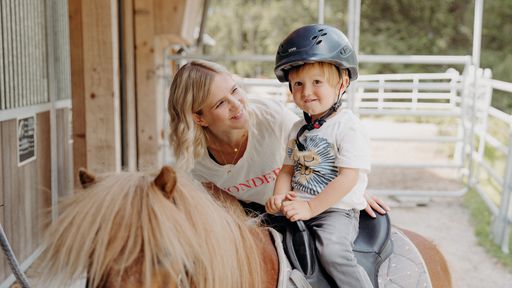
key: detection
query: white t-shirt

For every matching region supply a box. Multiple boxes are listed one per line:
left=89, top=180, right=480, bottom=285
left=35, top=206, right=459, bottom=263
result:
left=192, top=97, right=299, bottom=205
left=283, top=110, right=371, bottom=210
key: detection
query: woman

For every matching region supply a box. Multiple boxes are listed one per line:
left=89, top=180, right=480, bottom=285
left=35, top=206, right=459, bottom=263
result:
left=167, top=59, right=388, bottom=219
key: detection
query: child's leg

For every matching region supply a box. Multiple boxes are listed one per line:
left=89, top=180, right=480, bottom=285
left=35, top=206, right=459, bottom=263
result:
left=307, top=208, right=373, bottom=288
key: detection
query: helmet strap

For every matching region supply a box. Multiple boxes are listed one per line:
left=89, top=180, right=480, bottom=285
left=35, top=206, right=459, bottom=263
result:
left=295, top=91, right=345, bottom=151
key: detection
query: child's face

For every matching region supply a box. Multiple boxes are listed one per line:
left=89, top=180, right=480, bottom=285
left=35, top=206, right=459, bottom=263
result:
left=289, top=64, right=347, bottom=120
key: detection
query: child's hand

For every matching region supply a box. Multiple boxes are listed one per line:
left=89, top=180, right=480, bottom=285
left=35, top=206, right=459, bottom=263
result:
left=282, top=200, right=313, bottom=221
left=265, top=192, right=296, bottom=214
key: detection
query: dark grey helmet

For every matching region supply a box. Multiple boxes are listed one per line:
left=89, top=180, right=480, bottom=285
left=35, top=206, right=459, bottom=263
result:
left=274, top=24, right=358, bottom=82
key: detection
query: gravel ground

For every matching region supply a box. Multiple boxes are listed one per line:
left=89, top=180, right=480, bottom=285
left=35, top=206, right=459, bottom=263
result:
left=364, top=119, right=512, bottom=288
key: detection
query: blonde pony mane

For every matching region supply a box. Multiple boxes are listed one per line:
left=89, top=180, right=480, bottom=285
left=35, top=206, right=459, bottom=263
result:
left=36, top=168, right=264, bottom=288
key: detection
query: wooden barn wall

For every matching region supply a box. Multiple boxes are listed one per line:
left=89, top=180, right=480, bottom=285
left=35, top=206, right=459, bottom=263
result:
left=0, top=0, right=72, bottom=283
left=0, top=112, right=52, bottom=282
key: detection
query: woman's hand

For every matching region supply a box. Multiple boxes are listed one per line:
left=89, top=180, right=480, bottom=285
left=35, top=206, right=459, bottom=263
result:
left=281, top=200, right=313, bottom=221
left=364, top=191, right=390, bottom=218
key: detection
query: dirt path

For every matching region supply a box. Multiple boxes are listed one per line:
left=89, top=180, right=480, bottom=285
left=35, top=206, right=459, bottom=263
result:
left=363, top=119, right=512, bottom=287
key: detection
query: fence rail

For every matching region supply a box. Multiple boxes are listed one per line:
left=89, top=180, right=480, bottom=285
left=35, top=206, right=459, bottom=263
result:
left=471, top=78, right=512, bottom=253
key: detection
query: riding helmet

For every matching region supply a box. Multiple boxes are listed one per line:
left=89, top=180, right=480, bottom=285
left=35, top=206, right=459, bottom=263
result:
left=274, top=24, right=358, bottom=82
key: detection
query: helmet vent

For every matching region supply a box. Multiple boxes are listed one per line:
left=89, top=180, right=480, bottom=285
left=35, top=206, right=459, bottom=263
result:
left=321, top=33, right=327, bottom=36
left=311, top=35, right=318, bottom=41
left=318, top=29, right=324, bottom=32
left=315, top=40, right=323, bottom=45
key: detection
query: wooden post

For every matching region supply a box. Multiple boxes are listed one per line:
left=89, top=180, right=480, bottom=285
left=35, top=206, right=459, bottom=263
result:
left=134, top=0, right=160, bottom=170
left=134, top=0, right=200, bottom=170
left=70, top=0, right=121, bottom=175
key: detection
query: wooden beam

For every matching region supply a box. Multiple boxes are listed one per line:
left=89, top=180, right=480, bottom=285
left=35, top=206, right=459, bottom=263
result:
left=134, top=0, right=161, bottom=170
left=69, top=0, right=86, bottom=184
left=134, top=0, right=201, bottom=170
left=153, top=0, right=200, bottom=40
left=70, top=0, right=121, bottom=174
left=121, top=0, right=138, bottom=172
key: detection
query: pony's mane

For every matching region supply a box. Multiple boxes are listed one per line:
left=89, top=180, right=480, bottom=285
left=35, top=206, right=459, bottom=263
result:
left=36, top=170, right=264, bottom=288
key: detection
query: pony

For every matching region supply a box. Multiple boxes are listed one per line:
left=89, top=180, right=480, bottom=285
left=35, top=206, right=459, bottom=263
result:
left=34, top=166, right=451, bottom=288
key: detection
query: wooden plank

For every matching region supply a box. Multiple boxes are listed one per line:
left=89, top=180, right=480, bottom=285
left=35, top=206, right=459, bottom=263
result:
left=133, top=0, right=156, bottom=169
left=0, top=123, right=7, bottom=282
left=81, top=0, right=121, bottom=173
left=56, top=109, right=73, bottom=198
left=1, top=119, right=20, bottom=265
left=121, top=0, right=138, bottom=171
left=69, top=0, right=87, bottom=186
left=134, top=0, right=201, bottom=170
left=0, top=205, right=7, bottom=282
left=17, top=161, right=30, bottom=259
left=36, top=112, right=51, bottom=244
left=134, top=0, right=160, bottom=170
left=153, top=0, right=185, bottom=35
left=153, top=0, right=200, bottom=41
left=0, top=122, right=3, bottom=208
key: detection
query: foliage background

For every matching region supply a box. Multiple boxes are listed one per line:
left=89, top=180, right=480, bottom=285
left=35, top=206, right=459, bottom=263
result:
left=203, top=0, right=512, bottom=112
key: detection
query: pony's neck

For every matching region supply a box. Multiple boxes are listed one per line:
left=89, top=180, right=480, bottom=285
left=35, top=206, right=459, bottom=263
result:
left=251, top=228, right=279, bottom=288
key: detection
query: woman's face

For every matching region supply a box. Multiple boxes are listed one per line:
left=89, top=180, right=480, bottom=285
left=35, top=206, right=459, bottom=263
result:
left=194, top=73, right=248, bottom=133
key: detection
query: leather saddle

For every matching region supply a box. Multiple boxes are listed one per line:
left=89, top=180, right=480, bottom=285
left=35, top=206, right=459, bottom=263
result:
left=283, top=212, right=393, bottom=288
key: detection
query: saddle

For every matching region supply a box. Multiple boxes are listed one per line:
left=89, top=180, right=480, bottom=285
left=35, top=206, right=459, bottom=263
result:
left=283, top=212, right=393, bottom=288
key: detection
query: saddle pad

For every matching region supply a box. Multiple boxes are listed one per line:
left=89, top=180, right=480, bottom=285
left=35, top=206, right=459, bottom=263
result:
left=378, top=228, right=433, bottom=288
left=268, top=228, right=312, bottom=288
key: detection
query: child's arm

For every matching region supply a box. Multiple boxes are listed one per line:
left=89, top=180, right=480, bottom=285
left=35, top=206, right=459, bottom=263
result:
left=282, top=167, right=358, bottom=221
left=265, top=164, right=295, bottom=214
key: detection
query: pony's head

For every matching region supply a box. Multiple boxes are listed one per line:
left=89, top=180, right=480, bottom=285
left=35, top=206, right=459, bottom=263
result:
left=36, top=166, right=264, bottom=288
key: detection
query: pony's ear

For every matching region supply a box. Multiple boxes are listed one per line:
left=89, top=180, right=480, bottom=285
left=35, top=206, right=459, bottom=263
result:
left=154, top=166, right=177, bottom=199
left=78, top=168, right=96, bottom=188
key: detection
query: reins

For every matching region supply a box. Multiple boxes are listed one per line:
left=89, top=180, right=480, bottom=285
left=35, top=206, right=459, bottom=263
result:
left=0, top=224, right=30, bottom=287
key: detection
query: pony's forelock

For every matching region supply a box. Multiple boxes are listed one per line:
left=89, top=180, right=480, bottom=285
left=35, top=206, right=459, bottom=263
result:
left=36, top=170, right=263, bottom=288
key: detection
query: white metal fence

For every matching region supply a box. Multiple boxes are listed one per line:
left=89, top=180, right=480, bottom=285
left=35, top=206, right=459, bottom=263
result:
left=241, top=70, right=467, bottom=194
left=470, top=76, right=512, bottom=253
left=239, top=66, right=512, bottom=253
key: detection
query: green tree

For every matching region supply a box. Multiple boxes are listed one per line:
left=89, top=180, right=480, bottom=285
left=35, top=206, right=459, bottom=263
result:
left=204, top=0, right=512, bottom=111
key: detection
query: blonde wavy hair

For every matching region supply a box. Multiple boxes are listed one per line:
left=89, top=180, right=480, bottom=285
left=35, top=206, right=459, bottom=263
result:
left=35, top=166, right=264, bottom=288
left=168, top=60, right=231, bottom=171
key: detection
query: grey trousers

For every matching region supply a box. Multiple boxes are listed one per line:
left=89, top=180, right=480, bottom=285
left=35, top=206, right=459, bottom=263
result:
left=305, top=208, right=373, bottom=288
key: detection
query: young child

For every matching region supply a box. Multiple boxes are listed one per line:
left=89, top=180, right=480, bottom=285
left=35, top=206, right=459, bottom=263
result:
left=265, top=24, right=373, bottom=287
